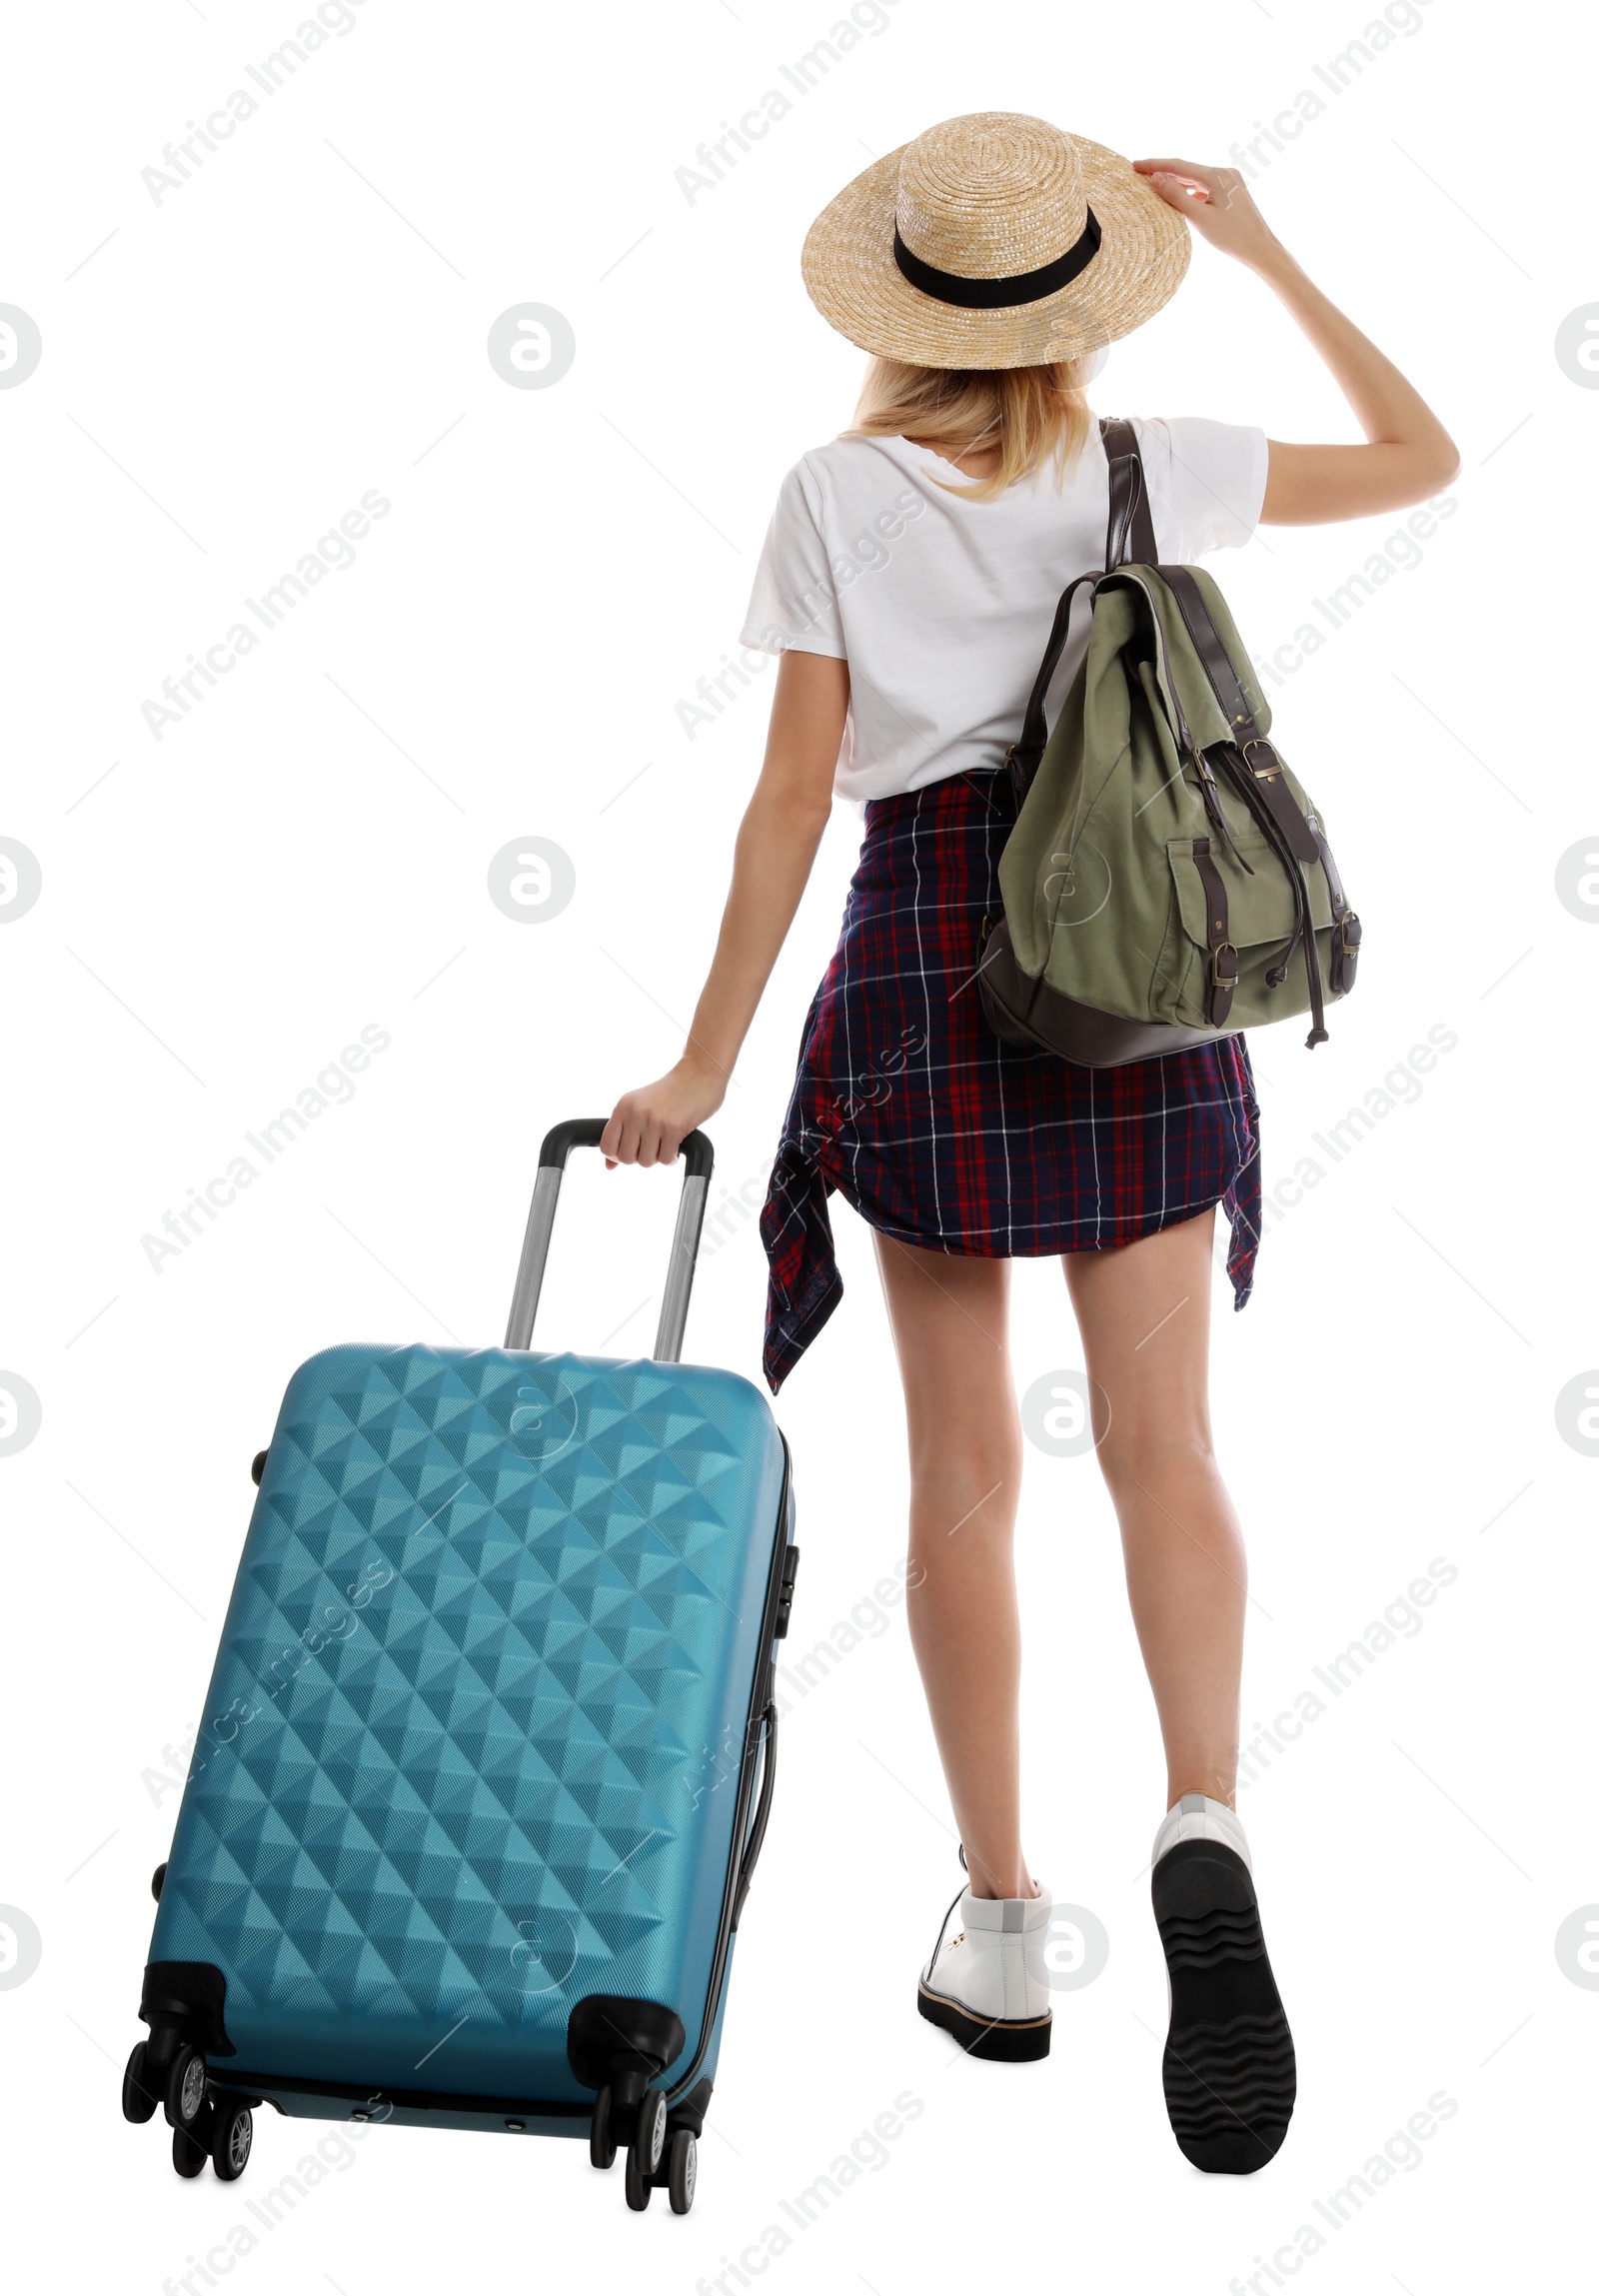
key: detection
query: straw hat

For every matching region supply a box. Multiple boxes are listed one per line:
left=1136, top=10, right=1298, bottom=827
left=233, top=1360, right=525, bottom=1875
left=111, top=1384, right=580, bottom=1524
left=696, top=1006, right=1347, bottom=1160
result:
left=801, top=112, right=1190, bottom=369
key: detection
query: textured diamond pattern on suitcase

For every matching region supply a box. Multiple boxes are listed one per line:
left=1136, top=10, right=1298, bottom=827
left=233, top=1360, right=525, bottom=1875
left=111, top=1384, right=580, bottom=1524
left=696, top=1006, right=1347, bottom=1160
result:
left=149, top=1343, right=787, bottom=2098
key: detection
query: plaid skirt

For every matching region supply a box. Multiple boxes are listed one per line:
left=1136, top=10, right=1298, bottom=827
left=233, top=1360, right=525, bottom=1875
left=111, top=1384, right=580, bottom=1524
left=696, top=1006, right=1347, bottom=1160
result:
left=760, top=771, right=1262, bottom=1391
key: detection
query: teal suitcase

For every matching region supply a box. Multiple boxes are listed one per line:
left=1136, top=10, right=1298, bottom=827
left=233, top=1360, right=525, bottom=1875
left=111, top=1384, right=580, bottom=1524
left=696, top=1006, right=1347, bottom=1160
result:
left=121, top=1120, right=799, bottom=2216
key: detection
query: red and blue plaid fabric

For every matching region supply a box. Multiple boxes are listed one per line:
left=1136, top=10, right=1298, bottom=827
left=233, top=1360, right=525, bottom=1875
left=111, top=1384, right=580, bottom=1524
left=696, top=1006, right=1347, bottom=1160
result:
left=761, top=772, right=1262, bottom=1391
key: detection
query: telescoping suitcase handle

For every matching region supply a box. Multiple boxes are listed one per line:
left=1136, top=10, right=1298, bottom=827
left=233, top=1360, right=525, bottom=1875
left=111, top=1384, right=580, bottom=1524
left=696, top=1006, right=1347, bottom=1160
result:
left=505, top=1118, right=715, bottom=1364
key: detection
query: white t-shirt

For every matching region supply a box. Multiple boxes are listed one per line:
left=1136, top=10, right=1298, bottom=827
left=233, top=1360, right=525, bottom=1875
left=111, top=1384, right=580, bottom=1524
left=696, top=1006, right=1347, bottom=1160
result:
left=740, top=418, right=1269, bottom=804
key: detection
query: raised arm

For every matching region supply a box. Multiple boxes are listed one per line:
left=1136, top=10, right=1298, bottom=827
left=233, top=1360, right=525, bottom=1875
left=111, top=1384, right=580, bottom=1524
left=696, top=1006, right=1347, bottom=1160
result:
left=1134, top=157, right=1460, bottom=525
left=601, top=648, right=848, bottom=1167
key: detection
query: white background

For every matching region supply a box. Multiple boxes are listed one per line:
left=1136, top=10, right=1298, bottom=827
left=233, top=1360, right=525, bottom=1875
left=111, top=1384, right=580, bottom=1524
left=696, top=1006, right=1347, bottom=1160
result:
left=2, top=0, right=1594, bottom=2288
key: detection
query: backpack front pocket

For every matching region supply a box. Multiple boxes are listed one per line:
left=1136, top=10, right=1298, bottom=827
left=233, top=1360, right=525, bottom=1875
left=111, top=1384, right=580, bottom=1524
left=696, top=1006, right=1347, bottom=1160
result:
left=1160, top=835, right=1335, bottom=1030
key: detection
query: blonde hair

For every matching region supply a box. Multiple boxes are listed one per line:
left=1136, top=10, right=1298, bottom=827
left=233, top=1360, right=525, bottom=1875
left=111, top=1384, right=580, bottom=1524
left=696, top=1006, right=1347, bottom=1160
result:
left=845, top=356, right=1094, bottom=501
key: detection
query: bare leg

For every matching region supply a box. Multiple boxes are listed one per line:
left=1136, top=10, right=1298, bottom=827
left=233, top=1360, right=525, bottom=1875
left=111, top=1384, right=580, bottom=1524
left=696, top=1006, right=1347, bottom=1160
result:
left=871, top=1233, right=1032, bottom=1899
left=1063, top=1209, right=1246, bottom=1809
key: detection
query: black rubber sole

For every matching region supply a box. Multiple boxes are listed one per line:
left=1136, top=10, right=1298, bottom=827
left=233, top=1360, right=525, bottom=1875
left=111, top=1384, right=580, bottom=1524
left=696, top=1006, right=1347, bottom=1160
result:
left=1152, top=1839, right=1295, bottom=2174
left=916, top=1982, right=1051, bottom=2062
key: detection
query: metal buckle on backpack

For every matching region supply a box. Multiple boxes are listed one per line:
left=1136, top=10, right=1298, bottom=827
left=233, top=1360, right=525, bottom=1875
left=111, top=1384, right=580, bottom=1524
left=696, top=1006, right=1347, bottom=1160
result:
left=1338, top=912, right=1363, bottom=957
left=1240, top=738, right=1282, bottom=781
left=1211, top=941, right=1239, bottom=989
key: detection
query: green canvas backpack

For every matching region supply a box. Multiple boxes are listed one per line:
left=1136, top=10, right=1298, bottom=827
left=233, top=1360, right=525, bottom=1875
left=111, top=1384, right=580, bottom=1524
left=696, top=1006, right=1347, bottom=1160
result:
left=977, top=418, right=1361, bottom=1068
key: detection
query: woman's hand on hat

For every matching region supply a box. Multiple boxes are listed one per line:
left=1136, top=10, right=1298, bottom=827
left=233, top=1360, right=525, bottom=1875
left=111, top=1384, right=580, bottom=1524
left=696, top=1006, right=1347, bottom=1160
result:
left=1133, top=159, right=1284, bottom=272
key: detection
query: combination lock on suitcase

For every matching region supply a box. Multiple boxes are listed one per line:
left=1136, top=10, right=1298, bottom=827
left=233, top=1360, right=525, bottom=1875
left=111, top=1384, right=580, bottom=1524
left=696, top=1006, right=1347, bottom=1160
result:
left=121, top=1120, right=800, bottom=2216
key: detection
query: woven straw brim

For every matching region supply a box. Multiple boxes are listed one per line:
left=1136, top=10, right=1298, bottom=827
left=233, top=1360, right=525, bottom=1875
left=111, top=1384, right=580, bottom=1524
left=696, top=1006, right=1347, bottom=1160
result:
left=801, top=131, right=1190, bottom=370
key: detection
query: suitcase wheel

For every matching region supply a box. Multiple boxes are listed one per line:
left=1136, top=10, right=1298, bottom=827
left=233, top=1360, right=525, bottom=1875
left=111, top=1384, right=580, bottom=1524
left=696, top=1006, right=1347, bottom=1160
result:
left=665, top=2128, right=697, bottom=2214
left=624, top=2087, right=667, bottom=2212
left=121, top=2041, right=159, bottom=2125
left=150, top=1861, right=166, bottom=1903
left=250, top=1449, right=268, bottom=1485
left=172, top=2110, right=212, bottom=2178
left=211, top=2099, right=253, bottom=2182
left=165, top=2043, right=208, bottom=2131
left=589, top=2084, right=617, bottom=2171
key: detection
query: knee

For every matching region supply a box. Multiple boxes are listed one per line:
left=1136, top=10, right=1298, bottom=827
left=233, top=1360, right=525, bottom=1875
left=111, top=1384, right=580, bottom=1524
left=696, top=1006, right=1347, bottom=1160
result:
left=1093, top=1417, right=1217, bottom=1499
left=903, top=1438, right=1019, bottom=1590
left=902, top=1381, right=1021, bottom=1483
left=905, top=1427, right=1021, bottom=1523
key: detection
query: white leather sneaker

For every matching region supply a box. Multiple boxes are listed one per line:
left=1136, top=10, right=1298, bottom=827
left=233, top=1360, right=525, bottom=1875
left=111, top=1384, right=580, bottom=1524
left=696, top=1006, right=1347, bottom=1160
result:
left=917, top=1872, right=1053, bottom=2061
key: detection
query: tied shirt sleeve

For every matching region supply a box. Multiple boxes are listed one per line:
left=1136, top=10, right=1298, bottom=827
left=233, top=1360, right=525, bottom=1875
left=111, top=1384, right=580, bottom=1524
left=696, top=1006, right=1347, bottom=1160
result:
left=740, top=460, right=848, bottom=660
left=1136, top=415, right=1270, bottom=559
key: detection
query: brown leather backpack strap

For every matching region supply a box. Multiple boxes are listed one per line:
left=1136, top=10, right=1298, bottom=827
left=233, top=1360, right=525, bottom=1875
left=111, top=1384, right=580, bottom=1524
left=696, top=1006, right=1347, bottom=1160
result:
left=1005, top=572, right=1097, bottom=800
left=1305, top=811, right=1362, bottom=993
left=1099, top=417, right=1159, bottom=570
left=1158, top=565, right=1330, bottom=1047
left=1159, top=565, right=1320, bottom=867
left=1190, top=839, right=1239, bottom=1027
left=1005, top=423, right=1155, bottom=804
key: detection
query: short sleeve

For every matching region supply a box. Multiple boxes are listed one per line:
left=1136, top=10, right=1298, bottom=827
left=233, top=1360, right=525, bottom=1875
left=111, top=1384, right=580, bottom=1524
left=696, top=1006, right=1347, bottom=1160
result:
left=739, top=461, right=847, bottom=660
left=1135, top=416, right=1269, bottom=558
